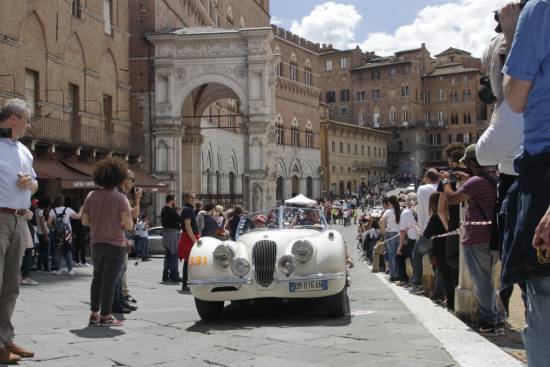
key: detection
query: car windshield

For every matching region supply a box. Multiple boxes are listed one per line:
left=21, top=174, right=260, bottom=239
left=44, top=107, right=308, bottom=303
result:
left=236, top=206, right=327, bottom=238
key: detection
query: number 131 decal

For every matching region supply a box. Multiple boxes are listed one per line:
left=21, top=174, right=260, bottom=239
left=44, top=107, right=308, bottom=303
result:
left=189, top=256, right=207, bottom=266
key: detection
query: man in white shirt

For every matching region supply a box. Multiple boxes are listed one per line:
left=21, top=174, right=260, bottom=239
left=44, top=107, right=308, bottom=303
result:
left=0, top=99, right=37, bottom=364
left=397, top=197, right=418, bottom=285
left=416, top=169, right=439, bottom=234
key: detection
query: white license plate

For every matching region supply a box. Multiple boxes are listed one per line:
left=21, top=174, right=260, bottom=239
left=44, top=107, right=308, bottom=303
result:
left=289, top=280, right=328, bottom=293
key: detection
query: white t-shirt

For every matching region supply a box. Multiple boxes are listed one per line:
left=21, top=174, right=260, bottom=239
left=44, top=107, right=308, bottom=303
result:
left=49, top=206, right=76, bottom=231
left=136, top=220, right=148, bottom=238
left=416, top=183, right=438, bottom=233
left=382, top=208, right=400, bottom=233
left=35, top=208, right=46, bottom=235
left=400, top=207, right=418, bottom=240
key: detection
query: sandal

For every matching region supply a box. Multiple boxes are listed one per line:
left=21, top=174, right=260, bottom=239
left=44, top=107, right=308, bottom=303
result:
left=89, top=313, right=100, bottom=325
left=99, top=315, right=124, bottom=327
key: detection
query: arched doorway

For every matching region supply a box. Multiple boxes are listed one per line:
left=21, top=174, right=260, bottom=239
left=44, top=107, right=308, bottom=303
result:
left=292, top=175, right=299, bottom=197
left=276, top=176, right=284, bottom=202
left=306, top=176, right=313, bottom=198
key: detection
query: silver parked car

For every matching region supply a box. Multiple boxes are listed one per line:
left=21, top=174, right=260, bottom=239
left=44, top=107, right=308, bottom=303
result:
left=148, top=226, right=165, bottom=255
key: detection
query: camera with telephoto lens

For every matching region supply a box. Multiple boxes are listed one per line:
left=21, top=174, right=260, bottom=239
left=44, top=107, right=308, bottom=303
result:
left=130, top=186, right=142, bottom=196
left=494, top=0, right=530, bottom=33
left=478, top=75, right=497, bottom=105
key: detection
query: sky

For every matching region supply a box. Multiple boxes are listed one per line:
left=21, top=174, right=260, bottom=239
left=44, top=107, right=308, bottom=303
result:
left=270, top=0, right=512, bottom=57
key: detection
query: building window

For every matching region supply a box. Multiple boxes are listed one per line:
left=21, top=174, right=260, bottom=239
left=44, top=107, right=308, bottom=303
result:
left=103, top=94, right=113, bottom=131
left=358, top=113, right=365, bottom=125
left=402, top=110, right=409, bottom=123
left=464, top=113, right=472, bottom=124
left=340, top=89, right=350, bottom=102
left=340, top=142, right=344, bottom=153
left=290, top=62, right=297, bottom=81
left=361, top=145, right=365, bottom=155
left=354, top=144, right=358, bottom=154
left=68, top=83, right=79, bottom=124
left=305, top=128, right=313, bottom=148
left=371, top=69, right=380, bottom=80
left=291, top=121, right=299, bottom=147
left=451, top=90, right=459, bottom=103
left=438, top=88, right=444, bottom=102
left=24, top=69, right=39, bottom=115
left=340, top=57, right=348, bottom=69
left=425, top=113, right=430, bottom=123
left=373, top=112, right=380, bottom=125
left=451, top=113, right=459, bottom=125
left=389, top=108, right=396, bottom=124
left=368, top=146, right=371, bottom=157
left=401, top=85, right=410, bottom=97
left=372, top=89, right=380, bottom=100
left=403, top=65, right=411, bottom=75
left=389, top=67, right=396, bottom=77
left=448, top=134, right=453, bottom=143
left=437, top=111, right=444, bottom=122
left=456, top=133, right=464, bottom=143
left=463, top=90, right=471, bottom=102
left=325, top=91, right=336, bottom=103
left=71, top=0, right=81, bottom=18
left=275, top=62, right=281, bottom=77
left=103, top=0, right=112, bottom=35
left=332, top=166, right=336, bottom=174
left=304, top=67, right=312, bottom=86
left=325, top=59, right=333, bottom=72
left=332, top=141, right=336, bottom=153
left=356, top=90, right=366, bottom=101
left=347, top=144, right=351, bottom=154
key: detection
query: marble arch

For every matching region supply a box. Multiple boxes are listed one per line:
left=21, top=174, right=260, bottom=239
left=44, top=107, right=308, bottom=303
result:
left=147, top=27, right=278, bottom=212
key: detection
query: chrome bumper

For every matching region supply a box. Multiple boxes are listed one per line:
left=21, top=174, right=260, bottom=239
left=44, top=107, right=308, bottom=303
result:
left=188, top=272, right=345, bottom=286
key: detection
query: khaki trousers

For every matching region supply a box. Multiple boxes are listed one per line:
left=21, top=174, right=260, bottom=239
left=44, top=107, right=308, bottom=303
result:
left=0, top=212, right=28, bottom=348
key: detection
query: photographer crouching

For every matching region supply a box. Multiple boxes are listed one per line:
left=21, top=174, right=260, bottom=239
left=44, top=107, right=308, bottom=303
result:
left=0, top=99, right=37, bottom=363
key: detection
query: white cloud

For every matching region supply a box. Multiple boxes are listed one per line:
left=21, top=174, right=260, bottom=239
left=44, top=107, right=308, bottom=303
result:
left=271, top=15, right=283, bottom=26
left=289, top=0, right=511, bottom=57
left=290, top=2, right=362, bottom=50
left=359, top=0, right=510, bottom=56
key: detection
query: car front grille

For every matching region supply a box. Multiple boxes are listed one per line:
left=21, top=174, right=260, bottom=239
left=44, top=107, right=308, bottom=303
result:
left=252, top=240, right=277, bottom=287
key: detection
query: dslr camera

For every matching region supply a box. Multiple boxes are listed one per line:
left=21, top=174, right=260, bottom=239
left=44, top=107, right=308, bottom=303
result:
left=478, top=75, right=497, bottom=105
left=494, top=0, right=530, bottom=33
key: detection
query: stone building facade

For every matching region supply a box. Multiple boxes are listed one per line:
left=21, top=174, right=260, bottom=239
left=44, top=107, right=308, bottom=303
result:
left=320, top=110, right=391, bottom=197
left=0, top=0, right=152, bottom=205
left=319, top=44, right=488, bottom=176
left=130, top=1, right=323, bottom=216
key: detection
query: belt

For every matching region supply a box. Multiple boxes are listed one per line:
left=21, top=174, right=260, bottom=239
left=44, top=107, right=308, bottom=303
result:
left=0, top=208, right=28, bottom=216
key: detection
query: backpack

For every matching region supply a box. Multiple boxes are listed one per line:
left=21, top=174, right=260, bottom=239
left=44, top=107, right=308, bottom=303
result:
left=53, top=207, right=72, bottom=247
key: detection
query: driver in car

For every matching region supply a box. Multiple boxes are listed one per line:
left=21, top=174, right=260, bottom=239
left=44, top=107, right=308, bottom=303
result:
left=293, top=209, right=320, bottom=226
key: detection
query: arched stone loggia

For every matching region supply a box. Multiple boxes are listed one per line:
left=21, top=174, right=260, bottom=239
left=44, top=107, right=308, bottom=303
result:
left=147, top=27, right=279, bottom=212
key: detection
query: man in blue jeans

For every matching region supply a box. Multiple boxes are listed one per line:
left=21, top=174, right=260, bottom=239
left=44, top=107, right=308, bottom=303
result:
left=500, top=1, right=550, bottom=366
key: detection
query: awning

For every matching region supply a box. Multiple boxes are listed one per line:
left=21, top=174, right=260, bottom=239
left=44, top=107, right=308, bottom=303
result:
left=62, top=160, right=168, bottom=192
left=284, top=194, right=317, bottom=207
left=33, top=160, right=97, bottom=189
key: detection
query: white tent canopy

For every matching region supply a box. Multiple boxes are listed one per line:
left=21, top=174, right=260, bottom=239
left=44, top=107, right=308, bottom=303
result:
left=284, top=194, right=317, bottom=207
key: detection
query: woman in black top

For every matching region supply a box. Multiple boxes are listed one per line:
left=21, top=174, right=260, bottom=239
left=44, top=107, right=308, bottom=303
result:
left=227, top=205, right=243, bottom=241
left=423, top=192, right=458, bottom=311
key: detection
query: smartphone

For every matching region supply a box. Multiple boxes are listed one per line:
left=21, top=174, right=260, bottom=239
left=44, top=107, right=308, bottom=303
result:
left=0, top=128, right=12, bottom=138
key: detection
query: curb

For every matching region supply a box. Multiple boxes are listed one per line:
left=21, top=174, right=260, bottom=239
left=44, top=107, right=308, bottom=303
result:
left=374, top=273, right=525, bottom=367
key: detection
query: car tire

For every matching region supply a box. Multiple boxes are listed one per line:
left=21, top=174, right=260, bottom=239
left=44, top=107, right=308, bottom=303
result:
left=326, top=287, right=347, bottom=318
left=195, top=297, right=224, bottom=321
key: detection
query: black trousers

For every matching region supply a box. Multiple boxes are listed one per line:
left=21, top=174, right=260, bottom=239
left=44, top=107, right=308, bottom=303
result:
left=435, top=254, right=459, bottom=311
left=396, top=239, right=415, bottom=282
left=90, top=244, right=126, bottom=316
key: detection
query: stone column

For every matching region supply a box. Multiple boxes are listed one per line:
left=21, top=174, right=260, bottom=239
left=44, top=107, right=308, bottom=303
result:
left=455, top=204, right=477, bottom=321
left=181, top=122, right=204, bottom=194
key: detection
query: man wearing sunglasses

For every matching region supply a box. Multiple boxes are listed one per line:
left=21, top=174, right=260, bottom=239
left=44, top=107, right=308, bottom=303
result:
left=0, top=99, right=37, bottom=364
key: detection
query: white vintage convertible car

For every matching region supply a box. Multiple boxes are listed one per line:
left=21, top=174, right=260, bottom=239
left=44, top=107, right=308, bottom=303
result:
left=188, top=206, right=348, bottom=321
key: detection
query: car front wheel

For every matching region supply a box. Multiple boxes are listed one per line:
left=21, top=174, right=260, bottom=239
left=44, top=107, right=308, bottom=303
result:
left=195, top=298, right=224, bottom=321
left=326, top=288, right=347, bottom=318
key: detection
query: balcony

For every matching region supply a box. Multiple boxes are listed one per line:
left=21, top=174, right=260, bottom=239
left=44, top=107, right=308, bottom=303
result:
left=424, top=120, right=448, bottom=129
left=25, top=116, right=141, bottom=155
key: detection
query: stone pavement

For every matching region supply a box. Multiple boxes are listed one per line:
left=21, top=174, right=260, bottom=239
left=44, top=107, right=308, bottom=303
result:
left=10, top=224, right=461, bottom=367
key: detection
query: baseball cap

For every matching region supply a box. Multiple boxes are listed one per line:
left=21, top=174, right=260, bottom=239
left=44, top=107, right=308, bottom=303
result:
left=459, top=144, right=477, bottom=163
left=255, top=214, right=268, bottom=223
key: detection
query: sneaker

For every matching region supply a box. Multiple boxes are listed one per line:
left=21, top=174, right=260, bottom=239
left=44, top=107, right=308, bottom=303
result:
left=409, top=285, right=425, bottom=295
left=68, top=270, right=76, bottom=276
left=403, top=283, right=415, bottom=290
left=73, top=263, right=82, bottom=267
left=20, top=277, right=38, bottom=285
left=55, top=270, right=63, bottom=275
left=84, top=262, right=93, bottom=267
left=479, top=321, right=505, bottom=336
left=396, top=281, right=408, bottom=287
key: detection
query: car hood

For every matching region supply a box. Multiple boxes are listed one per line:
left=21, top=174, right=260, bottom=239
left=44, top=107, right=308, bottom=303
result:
left=236, top=229, right=325, bottom=248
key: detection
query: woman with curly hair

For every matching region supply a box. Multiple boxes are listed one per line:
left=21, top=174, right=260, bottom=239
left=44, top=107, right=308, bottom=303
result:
left=81, top=157, right=134, bottom=326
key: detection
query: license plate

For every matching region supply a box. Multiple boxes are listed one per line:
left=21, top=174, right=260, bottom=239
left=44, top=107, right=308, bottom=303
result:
left=289, top=280, right=328, bottom=293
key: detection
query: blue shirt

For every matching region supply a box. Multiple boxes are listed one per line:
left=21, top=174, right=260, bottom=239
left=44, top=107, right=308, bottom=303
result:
left=0, top=138, right=36, bottom=209
left=503, top=0, right=550, bottom=155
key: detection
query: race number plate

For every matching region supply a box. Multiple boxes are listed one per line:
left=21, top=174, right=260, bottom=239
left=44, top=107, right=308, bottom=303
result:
left=288, top=280, right=328, bottom=293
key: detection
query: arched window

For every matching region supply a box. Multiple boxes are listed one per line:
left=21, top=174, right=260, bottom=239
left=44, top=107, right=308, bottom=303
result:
left=389, top=106, right=396, bottom=124
left=291, top=119, right=300, bottom=147
left=305, top=121, right=313, bottom=148
left=216, top=171, right=221, bottom=195
left=304, top=59, right=312, bottom=86
left=275, top=115, right=284, bottom=145
left=373, top=106, right=380, bottom=126
left=276, top=176, right=284, bottom=202
left=291, top=175, right=299, bottom=196
left=206, top=169, right=212, bottom=195
left=306, top=177, right=313, bottom=198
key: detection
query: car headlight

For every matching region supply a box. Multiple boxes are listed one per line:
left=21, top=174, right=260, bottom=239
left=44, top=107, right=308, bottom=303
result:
left=213, top=244, right=234, bottom=267
left=278, top=255, right=297, bottom=276
left=231, top=258, right=250, bottom=277
left=292, top=240, right=314, bottom=263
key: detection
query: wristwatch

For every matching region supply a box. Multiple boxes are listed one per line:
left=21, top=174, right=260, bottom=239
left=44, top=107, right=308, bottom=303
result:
left=441, top=178, right=450, bottom=186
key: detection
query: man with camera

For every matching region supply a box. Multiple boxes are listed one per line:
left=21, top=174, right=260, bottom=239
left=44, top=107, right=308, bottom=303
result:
left=499, top=0, right=550, bottom=365
left=0, top=99, right=37, bottom=364
left=476, top=3, right=526, bottom=320
left=441, top=145, right=503, bottom=335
